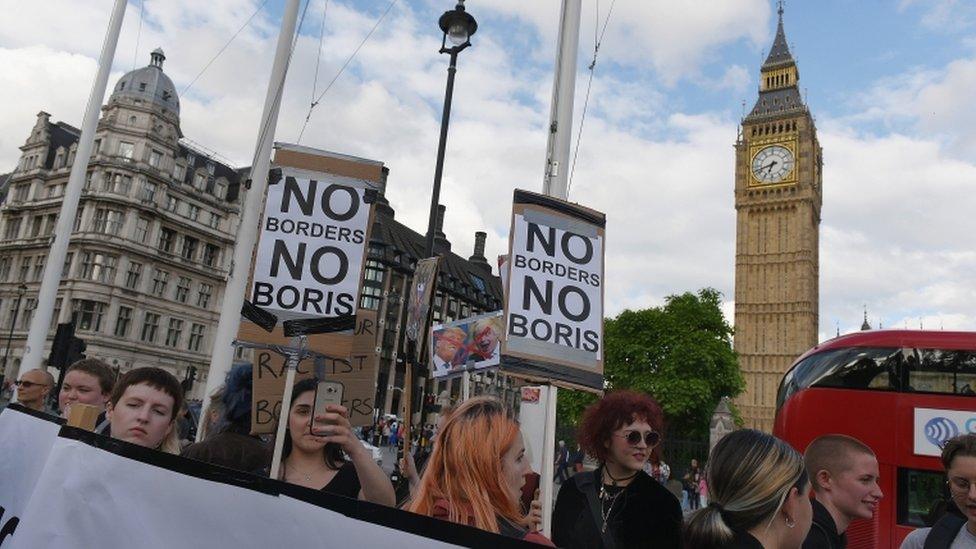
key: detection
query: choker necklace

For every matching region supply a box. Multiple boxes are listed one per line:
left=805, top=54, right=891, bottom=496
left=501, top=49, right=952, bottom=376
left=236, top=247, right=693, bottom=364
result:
left=603, top=466, right=637, bottom=488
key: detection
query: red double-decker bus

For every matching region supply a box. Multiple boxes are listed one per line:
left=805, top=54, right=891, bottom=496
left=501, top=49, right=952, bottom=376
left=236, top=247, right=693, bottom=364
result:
left=774, top=330, right=976, bottom=548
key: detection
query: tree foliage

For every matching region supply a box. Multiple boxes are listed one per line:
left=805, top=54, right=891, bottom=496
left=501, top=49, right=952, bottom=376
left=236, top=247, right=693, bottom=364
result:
left=557, top=288, right=744, bottom=440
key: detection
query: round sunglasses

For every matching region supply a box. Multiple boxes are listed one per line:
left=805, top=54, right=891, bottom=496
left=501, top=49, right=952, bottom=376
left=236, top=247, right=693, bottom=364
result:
left=615, top=430, right=661, bottom=447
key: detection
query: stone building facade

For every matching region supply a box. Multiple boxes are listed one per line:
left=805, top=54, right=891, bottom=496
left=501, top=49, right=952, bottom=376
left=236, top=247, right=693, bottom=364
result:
left=0, top=49, right=244, bottom=398
left=733, top=8, right=823, bottom=432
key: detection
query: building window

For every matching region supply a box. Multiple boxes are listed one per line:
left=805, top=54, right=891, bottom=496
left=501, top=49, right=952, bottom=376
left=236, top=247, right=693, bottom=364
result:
left=92, top=208, right=125, bottom=235
left=4, top=217, right=22, bottom=240
left=151, top=269, right=169, bottom=297
left=61, top=253, right=73, bottom=278
left=46, top=183, right=64, bottom=199
left=360, top=285, right=382, bottom=311
left=54, top=151, right=64, bottom=168
left=202, top=244, right=219, bottom=267
left=18, top=257, right=30, bottom=281
left=134, top=217, right=150, bottom=243
left=209, top=213, right=221, bottom=229
left=165, top=195, right=179, bottom=212
left=14, top=184, right=29, bottom=202
left=118, top=141, right=135, bottom=159
left=165, top=318, right=183, bottom=347
left=181, top=236, right=198, bottom=260
left=140, top=180, right=157, bottom=202
left=20, top=298, right=36, bottom=330
left=0, top=257, right=10, bottom=281
left=140, top=312, right=160, bottom=343
left=173, top=164, right=185, bottom=182
left=29, top=216, right=43, bottom=238
left=124, top=262, right=142, bottom=290
left=149, top=150, right=163, bottom=168
left=158, top=228, right=175, bottom=253
left=93, top=139, right=101, bottom=154
left=78, top=252, right=117, bottom=283
left=197, top=283, right=212, bottom=308
left=364, top=260, right=384, bottom=282
left=175, top=276, right=191, bottom=303
left=43, top=214, right=57, bottom=236
left=187, top=204, right=200, bottom=222
left=32, top=256, right=45, bottom=281
left=194, top=173, right=207, bottom=190
left=114, top=306, right=132, bottom=337
left=103, top=173, right=132, bottom=195
left=72, top=299, right=107, bottom=332
left=51, top=297, right=62, bottom=330
left=73, top=211, right=83, bottom=232
left=188, top=323, right=205, bottom=352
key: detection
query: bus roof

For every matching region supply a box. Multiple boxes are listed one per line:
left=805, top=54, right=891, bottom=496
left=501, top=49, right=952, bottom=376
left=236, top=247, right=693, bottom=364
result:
left=794, top=329, right=976, bottom=364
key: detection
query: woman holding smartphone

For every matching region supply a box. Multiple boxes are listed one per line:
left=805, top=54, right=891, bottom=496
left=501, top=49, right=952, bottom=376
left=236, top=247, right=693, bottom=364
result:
left=277, top=378, right=395, bottom=506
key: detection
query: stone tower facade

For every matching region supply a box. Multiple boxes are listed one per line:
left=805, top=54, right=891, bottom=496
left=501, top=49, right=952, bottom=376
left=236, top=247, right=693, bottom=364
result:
left=733, top=6, right=822, bottom=432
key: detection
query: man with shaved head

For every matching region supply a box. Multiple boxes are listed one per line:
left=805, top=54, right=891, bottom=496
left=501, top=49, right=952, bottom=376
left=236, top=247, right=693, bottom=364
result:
left=15, top=368, right=55, bottom=413
left=802, top=434, right=883, bottom=548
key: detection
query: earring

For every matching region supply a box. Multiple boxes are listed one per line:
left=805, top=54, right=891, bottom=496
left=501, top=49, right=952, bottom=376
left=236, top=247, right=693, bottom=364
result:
left=785, top=516, right=796, bottom=529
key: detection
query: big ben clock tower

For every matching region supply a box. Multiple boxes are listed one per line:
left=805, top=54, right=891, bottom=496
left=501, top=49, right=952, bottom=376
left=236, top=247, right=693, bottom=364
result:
left=734, top=3, right=822, bottom=432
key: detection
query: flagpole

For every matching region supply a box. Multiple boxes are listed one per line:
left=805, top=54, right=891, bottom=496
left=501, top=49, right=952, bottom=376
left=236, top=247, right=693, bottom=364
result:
left=537, top=0, right=581, bottom=538
left=197, top=0, right=301, bottom=437
left=18, top=0, right=128, bottom=376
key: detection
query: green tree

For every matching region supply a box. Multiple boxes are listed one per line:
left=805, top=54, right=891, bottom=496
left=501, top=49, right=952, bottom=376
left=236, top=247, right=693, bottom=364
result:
left=557, top=288, right=743, bottom=440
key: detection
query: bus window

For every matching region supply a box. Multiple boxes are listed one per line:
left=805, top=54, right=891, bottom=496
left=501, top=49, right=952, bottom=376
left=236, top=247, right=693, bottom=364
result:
left=908, top=350, right=976, bottom=395
left=777, top=348, right=902, bottom=408
left=897, top=468, right=947, bottom=527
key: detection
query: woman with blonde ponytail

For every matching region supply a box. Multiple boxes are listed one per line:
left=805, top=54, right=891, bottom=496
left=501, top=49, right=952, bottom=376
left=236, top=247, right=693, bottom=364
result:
left=685, top=429, right=812, bottom=549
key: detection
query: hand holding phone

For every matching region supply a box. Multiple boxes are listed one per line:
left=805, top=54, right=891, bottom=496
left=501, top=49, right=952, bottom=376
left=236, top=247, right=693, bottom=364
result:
left=311, top=380, right=344, bottom=435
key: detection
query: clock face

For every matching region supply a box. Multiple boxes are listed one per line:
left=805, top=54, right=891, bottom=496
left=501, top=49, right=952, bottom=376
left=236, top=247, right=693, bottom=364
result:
left=751, top=145, right=795, bottom=184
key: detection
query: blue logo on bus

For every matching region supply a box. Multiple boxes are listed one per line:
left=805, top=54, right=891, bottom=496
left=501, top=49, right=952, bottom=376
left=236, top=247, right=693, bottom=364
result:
left=925, top=417, right=960, bottom=448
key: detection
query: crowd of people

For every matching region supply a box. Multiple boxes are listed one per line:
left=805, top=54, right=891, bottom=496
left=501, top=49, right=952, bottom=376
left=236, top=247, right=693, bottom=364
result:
left=4, top=362, right=974, bottom=548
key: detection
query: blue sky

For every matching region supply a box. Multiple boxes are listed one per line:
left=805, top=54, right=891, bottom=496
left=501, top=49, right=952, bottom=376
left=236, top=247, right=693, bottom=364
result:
left=2, top=0, right=975, bottom=341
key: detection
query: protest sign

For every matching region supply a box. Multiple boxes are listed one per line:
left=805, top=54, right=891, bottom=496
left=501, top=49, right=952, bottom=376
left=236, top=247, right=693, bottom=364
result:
left=405, top=257, right=441, bottom=361
left=250, top=310, right=381, bottom=433
left=500, top=189, right=605, bottom=391
left=1, top=422, right=538, bottom=549
left=429, top=311, right=504, bottom=378
left=0, top=405, right=63, bottom=544
left=251, top=165, right=374, bottom=321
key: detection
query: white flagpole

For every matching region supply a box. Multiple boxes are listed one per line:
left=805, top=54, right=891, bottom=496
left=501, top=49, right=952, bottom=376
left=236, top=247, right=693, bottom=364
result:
left=197, top=0, right=301, bottom=438
left=18, top=0, right=128, bottom=375
left=537, top=0, right=581, bottom=538
left=541, top=0, right=581, bottom=200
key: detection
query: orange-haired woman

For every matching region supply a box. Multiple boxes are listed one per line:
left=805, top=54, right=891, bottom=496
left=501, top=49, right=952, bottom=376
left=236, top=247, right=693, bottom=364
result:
left=408, top=396, right=554, bottom=546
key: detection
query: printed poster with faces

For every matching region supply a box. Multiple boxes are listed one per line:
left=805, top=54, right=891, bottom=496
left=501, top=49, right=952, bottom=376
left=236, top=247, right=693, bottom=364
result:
left=428, top=311, right=504, bottom=378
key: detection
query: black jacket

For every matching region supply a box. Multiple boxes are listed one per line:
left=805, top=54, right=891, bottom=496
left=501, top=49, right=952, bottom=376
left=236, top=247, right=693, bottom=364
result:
left=802, top=499, right=846, bottom=549
left=723, top=531, right=764, bottom=549
left=552, top=468, right=682, bottom=549
left=181, top=425, right=272, bottom=474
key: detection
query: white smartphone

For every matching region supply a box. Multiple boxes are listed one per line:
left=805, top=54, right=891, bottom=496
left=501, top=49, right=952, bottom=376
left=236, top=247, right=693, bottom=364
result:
left=311, top=380, right=344, bottom=435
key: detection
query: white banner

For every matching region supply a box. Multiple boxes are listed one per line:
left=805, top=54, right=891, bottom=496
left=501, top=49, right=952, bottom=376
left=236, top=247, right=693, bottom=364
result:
left=0, top=406, right=61, bottom=543
left=252, top=168, right=373, bottom=320
left=914, top=407, right=976, bottom=457
left=0, top=407, right=537, bottom=548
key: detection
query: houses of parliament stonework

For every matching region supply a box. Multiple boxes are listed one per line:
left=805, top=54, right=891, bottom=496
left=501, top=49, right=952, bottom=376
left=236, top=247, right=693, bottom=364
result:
left=734, top=6, right=823, bottom=432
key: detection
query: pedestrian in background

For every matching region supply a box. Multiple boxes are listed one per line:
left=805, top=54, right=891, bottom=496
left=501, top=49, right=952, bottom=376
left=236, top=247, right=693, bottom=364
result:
left=57, top=358, right=115, bottom=420
left=684, top=429, right=811, bottom=549
left=552, top=390, right=682, bottom=548
left=14, top=368, right=55, bottom=414
left=554, top=440, right=570, bottom=483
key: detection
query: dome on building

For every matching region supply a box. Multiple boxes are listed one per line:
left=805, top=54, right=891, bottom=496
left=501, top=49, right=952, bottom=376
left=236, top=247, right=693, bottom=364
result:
left=109, top=48, right=180, bottom=115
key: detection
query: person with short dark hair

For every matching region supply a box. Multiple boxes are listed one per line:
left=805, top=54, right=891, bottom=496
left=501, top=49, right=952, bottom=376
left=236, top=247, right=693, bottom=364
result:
left=900, top=433, right=976, bottom=548
left=59, top=358, right=115, bottom=417
left=106, top=367, right=184, bottom=454
left=552, top=390, right=681, bottom=549
left=181, top=364, right=271, bottom=473
left=14, top=368, right=55, bottom=413
left=802, top=434, right=882, bottom=548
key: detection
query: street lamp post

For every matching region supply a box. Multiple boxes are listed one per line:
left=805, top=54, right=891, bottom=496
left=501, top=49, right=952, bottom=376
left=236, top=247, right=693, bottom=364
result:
left=1, top=284, right=29, bottom=388
left=423, top=1, right=478, bottom=258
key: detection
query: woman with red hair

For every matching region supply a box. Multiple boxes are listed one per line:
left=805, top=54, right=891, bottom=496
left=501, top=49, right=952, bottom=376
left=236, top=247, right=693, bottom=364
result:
left=408, top=396, right=553, bottom=545
left=552, top=390, right=682, bottom=548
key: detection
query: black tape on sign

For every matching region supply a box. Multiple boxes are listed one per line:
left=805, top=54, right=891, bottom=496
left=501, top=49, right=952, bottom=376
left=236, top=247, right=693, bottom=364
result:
left=363, top=188, right=379, bottom=204
left=241, top=300, right=278, bottom=333
left=282, top=315, right=356, bottom=337
left=268, top=168, right=283, bottom=186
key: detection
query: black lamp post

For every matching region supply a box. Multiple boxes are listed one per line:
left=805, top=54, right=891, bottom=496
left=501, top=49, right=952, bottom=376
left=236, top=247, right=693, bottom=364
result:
left=423, top=0, right=478, bottom=259
left=1, top=283, right=29, bottom=389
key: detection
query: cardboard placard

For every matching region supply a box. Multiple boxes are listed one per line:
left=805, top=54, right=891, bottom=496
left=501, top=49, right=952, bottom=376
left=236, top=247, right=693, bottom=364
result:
left=405, top=257, right=441, bottom=361
left=250, top=310, right=380, bottom=433
left=500, top=189, right=606, bottom=391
